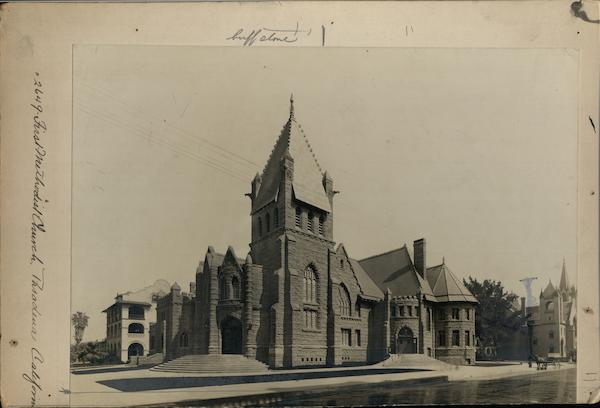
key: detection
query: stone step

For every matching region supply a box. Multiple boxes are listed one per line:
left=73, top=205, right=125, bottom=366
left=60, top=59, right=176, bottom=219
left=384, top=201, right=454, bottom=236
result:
left=151, top=354, right=269, bottom=373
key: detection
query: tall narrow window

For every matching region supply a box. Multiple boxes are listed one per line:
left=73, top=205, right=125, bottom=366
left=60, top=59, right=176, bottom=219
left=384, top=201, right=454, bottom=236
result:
left=408, top=306, right=413, bottom=316
left=466, top=308, right=471, bottom=320
left=232, top=276, right=240, bottom=299
left=308, top=212, right=314, bottom=233
left=341, top=329, right=352, bottom=346
left=399, top=306, right=405, bottom=316
left=220, top=277, right=228, bottom=300
left=355, top=300, right=361, bottom=317
left=452, top=308, right=459, bottom=319
left=338, top=285, right=351, bottom=316
left=438, top=330, right=446, bottom=346
left=355, top=330, right=361, bottom=347
left=274, top=208, right=279, bottom=228
left=258, top=217, right=263, bottom=237
left=318, top=215, right=324, bottom=235
left=465, top=330, right=471, bottom=346
left=304, top=266, right=318, bottom=303
left=295, top=206, right=302, bottom=228
left=426, top=308, right=432, bottom=331
left=452, top=330, right=460, bottom=346
left=265, top=213, right=270, bottom=233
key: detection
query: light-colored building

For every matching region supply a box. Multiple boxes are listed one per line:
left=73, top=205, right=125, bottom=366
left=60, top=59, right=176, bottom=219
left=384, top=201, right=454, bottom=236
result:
left=103, top=279, right=170, bottom=362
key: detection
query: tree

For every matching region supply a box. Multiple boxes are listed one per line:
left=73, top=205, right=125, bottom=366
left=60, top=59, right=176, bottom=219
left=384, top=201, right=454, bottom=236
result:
left=73, top=341, right=110, bottom=365
left=71, top=311, right=89, bottom=346
left=463, top=277, right=529, bottom=358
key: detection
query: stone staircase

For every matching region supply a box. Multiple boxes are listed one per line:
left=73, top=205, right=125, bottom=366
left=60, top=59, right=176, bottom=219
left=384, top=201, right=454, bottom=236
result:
left=377, top=353, right=452, bottom=370
left=150, top=354, right=269, bottom=373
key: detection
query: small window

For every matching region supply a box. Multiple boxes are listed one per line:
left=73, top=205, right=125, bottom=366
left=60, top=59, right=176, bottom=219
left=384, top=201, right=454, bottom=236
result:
left=465, top=330, right=471, bottom=346
left=265, top=213, right=270, bottom=233
left=546, top=301, right=554, bottom=312
left=391, top=306, right=397, bottom=317
left=308, top=212, right=314, bottom=233
left=408, top=306, right=413, bottom=316
left=128, top=323, right=144, bottom=334
left=128, top=306, right=145, bottom=320
left=355, top=300, right=361, bottom=317
left=318, top=215, right=325, bottom=235
left=452, top=330, right=460, bottom=346
left=295, top=206, right=302, bottom=228
left=399, top=306, right=405, bottom=316
left=438, top=330, right=446, bottom=347
left=340, top=259, right=344, bottom=269
left=452, top=308, right=460, bottom=319
left=232, top=276, right=240, bottom=299
left=341, top=329, right=352, bottom=346
left=304, top=309, right=317, bottom=329
left=355, top=329, right=361, bottom=347
left=466, top=308, right=471, bottom=320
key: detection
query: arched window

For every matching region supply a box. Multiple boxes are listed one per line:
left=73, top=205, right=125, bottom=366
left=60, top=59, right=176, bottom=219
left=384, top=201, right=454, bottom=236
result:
left=128, top=323, right=144, bottom=334
left=546, top=301, right=554, bottom=312
left=295, top=206, right=302, bottom=228
left=265, top=213, right=271, bottom=233
left=232, top=276, right=240, bottom=299
left=304, top=266, right=318, bottom=303
left=338, top=284, right=351, bottom=316
left=258, top=217, right=263, bottom=237
left=318, top=215, right=325, bottom=235
left=220, top=276, right=228, bottom=300
left=308, top=212, right=314, bottom=233
left=274, top=208, right=279, bottom=228
left=179, top=332, right=189, bottom=347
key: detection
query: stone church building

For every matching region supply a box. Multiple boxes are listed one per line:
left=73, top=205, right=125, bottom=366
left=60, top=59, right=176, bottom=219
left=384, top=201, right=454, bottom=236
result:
left=150, top=97, right=478, bottom=368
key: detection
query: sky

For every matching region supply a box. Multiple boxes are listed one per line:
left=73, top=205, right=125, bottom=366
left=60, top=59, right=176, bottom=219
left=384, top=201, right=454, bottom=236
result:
left=72, top=45, right=578, bottom=342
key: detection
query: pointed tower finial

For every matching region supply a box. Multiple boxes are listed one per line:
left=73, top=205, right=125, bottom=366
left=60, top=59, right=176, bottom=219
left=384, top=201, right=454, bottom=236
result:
left=289, top=93, right=295, bottom=120
left=442, top=256, right=445, bottom=265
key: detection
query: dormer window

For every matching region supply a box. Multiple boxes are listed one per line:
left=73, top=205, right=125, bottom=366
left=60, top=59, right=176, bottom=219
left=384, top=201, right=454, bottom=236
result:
left=295, top=206, right=302, bottom=228
left=308, top=212, right=314, bottom=233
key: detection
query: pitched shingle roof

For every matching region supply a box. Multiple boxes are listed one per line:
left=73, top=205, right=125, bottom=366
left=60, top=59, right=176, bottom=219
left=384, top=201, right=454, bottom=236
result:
left=253, top=97, right=331, bottom=213
left=425, top=263, right=478, bottom=303
left=358, top=246, right=436, bottom=301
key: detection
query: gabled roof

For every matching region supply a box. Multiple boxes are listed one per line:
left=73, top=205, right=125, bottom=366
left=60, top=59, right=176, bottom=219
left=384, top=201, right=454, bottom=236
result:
left=205, top=246, right=245, bottom=268
left=358, top=246, right=436, bottom=301
left=425, top=263, right=478, bottom=303
left=253, top=97, right=331, bottom=213
left=337, top=243, right=384, bottom=300
left=542, top=280, right=557, bottom=298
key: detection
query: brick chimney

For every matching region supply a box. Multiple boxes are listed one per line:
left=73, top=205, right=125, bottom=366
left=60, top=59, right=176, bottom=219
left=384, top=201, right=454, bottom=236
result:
left=413, top=238, right=426, bottom=278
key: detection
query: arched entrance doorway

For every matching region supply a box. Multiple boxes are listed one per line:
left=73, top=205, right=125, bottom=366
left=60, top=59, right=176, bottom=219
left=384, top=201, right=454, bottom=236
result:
left=221, top=316, right=242, bottom=354
left=128, top=343, right=144, bottom=358
left=397, top=327, right=417, bottom=354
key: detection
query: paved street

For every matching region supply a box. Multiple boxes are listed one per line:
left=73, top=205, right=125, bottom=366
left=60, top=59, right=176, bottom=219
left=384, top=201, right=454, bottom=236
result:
left=70, top=362, right=575, bottom=406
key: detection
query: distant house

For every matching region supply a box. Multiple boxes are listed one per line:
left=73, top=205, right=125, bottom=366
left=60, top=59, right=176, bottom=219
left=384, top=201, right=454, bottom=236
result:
left=102, top=279, right=170, bottom=362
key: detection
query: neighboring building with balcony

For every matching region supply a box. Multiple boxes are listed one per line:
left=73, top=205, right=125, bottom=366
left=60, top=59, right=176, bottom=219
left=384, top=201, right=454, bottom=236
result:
left=103, top=279, right=170, bottom=362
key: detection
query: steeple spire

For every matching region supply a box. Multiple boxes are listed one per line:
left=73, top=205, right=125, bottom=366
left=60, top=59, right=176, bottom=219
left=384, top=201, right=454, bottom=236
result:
left=289, top=93, right=295, bottom=120
left=559, top=257, right=570, bottom=292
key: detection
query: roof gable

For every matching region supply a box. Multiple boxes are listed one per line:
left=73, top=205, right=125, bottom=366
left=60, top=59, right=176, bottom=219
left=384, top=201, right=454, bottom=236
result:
left=337, top=243, right=384, bottom=300
left=358, top=246, right=435, bottom=300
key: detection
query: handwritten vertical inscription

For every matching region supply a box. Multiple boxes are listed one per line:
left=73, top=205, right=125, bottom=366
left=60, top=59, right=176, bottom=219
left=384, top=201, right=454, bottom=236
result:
left=24, top=72, right=46, bottom=407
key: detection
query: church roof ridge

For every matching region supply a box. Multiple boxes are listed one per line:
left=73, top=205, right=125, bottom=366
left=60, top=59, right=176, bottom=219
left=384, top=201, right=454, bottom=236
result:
left=358, top=245, right=408, bottom=263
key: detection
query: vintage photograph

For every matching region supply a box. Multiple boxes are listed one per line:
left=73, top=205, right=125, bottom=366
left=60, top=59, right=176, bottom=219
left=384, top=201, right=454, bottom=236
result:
left=69, top=45, right=578, bottom=405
